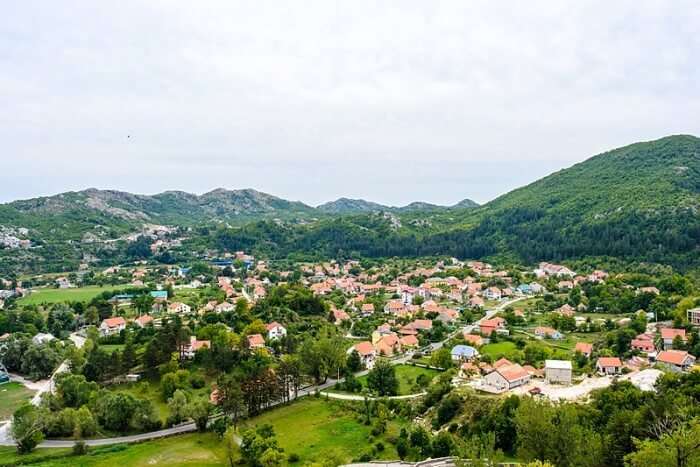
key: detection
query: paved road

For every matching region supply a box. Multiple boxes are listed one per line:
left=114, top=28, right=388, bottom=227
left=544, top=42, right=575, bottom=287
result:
left=0, top=297, right=527, bottom=448
left=323, top=391, right=426, bottom=401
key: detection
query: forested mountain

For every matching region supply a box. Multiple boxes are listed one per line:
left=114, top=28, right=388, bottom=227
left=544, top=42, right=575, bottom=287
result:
left=1, top=135, right=699, bottom=274
left=206, top=135, right=700, bottom=269
left=316, top=197, right=479, bottom=214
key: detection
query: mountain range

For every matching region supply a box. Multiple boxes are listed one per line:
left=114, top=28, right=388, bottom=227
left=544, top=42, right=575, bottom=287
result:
left=1, top=134, right=699, bottom=273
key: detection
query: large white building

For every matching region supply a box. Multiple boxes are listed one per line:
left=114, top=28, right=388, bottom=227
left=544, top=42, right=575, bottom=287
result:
left=545, top=360, right=572, bottom=385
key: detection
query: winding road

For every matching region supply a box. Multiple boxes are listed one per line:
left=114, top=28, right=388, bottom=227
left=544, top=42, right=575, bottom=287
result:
left=0, top=297, right=526, bottom=448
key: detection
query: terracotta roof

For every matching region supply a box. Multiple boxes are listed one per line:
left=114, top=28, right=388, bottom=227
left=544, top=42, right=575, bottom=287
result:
left=247, top=334, right=265, bottom=347
left=354, top=341, right=375, bottom=356
left=661, top=328, right=686, bottom=341
left=494, top=358, right=513, bottom=368
left=102, top=317, right=126, bottom=327
left=575, top=342, right=593, bottom=354
left=497, top=364, right=529, bottom=382
left=657, top=350, right=694, bottom=366
left=400, top=335, right=419, bottom=347
left=266, top=322, right=284, bottom=331
left=597, top=357, right=622, bottom=367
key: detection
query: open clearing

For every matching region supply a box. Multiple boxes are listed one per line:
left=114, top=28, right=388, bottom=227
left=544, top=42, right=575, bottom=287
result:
left=0, top=382, right=36, bottom=420
left=17, top=285, right=134, bottom=305
left=240, top=397, right=402, bottom=464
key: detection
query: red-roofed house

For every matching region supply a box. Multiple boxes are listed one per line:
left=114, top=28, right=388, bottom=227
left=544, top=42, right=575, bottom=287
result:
left=631, top=334, right=656, bottom=354
left=100, top=317, right=126, bottom=336
left=400, top=335, right=419, bottom=348
left=656, top=350, right=696, bottom=372
left=247, top=334, right=265, bottom=350
left=350, top=341, right=377, bottom=369
left=333, top=308, right=350, bottom=325
left=183, top=336, right=211, bottom=359
left=135, top=315, right=154, bottom=328
left=484, top=363, right=530, bottom=391
left=660, top=328, right=686, bottom=350
left=463, top=334, right=484, bottom=347
left=596, top=357, right=623, bottom=375
left=265, top=322, right=287, bottom=340
left=574, top=342, right=593, bottom=358
left=478, top=317, right=506, bottom=336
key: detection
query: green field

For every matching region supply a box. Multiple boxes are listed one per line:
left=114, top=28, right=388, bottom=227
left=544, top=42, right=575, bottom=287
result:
left=240, top=397, right=402, bottom=464
left=0, top=382, right=36, bottom=420
left=17, top=285, right=134, bottom=305
left=355, top=364, right=439, bottom=395
left=0, top=433, right=229, bottom=467
left=480, top=341, right=519, bottom=360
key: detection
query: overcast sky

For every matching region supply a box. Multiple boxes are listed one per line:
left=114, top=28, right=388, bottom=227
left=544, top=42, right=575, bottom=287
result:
left=2, top=1, right=699, bottom=206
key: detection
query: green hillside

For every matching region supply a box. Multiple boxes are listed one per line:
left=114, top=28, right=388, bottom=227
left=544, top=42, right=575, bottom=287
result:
left=1, top=135, right=699, bottom=274
left=207, top=135, right=700, bottom=268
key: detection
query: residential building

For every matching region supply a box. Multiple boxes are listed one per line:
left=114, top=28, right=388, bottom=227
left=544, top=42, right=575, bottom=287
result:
left=100, top=317, right=127, bottom=336
left=183, top=336, right=211, bottom=359
left=660, top=328, right=686, bottom=350
left=574, top=342, right=593, bottom=358
left=265, top=322, right=287, bottom=340
left=656, top=350, right=696, bottom=372
left=688, top=307, right=700, bottom=327
left=168, top=302, right=192, bottom=314
left=545, top=360, right=572, bottom=385
left=135, top=315, right=154, bottom=328
left=596, top=357, right=623, bottom=375
left=350, top=341, right=377, bottom=369
left=247, top=334, right=265, bottom=350
left=451, top=345, right=479, bottom=362
left=484, top=363, right=530, bottom=391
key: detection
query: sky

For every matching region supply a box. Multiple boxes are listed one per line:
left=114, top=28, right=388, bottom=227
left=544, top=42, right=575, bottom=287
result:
left=2, top=1, right=699, bottom=206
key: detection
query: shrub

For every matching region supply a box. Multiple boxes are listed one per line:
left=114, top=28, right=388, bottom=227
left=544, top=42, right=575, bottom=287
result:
left=72, top=441, right=89, bottom=456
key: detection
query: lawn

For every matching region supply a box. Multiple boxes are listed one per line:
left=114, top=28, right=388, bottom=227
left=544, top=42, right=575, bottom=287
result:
left=6, top=433, right=229, bottom=467
left=354, top=364, right=439, bottom=395
left=241, top=397, right=402, bottom=465
left=0, top=446, right=72, bottom=466
left=17, top=285, right=133, bottom=305
left=0, top=382, right=36, bottom=420
left=480, top=341, right=519, bottom=360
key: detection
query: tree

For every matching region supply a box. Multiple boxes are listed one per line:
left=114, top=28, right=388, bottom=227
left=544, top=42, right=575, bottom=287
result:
left=346, top=349, right=362, bottom=373
left=514, top=398, right=554, bottom=462
left=434, top=393, right=461, bottom=427
left=11, top=405, right=45, bottom=453
left=217, top=373, right=244, bottom=427
left=627, top=418, right=700, bottom=467
left=410, top=426, right=432, bottom=458
left=167, top=389, right=189, bottom=425
left=122, top=334, right=137, bottom=370
left=224, top=426, right=238, bottom=467
left=366, top=360, right=398, bottom=396
left=240, top=424, right=283, bottom=467
left=430, top=348, right=453, bottom=369
left=188, top=399, right=212, bottom=432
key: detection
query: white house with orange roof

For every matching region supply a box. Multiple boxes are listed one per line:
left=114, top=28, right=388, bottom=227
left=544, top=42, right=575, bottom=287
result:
left=349, top=341, right=377, bottom=369
left=100, top=317, right=126, bottom=336
left=265, top=322, right=287, bottom=340
left=656, top=350, right=696, bottom=372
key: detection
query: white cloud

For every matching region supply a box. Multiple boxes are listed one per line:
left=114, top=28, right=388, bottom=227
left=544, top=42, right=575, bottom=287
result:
left=1, top=0, right=699, bottom=205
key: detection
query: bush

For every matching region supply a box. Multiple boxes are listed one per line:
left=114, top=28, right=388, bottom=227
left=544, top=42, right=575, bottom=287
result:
left=288, top=453, right=300, bottom=463
left=72, top=441, right=89, bottom=456
left=189, top=373, right=206, bottom=389
left=375, top=442, right=385, bottom=452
